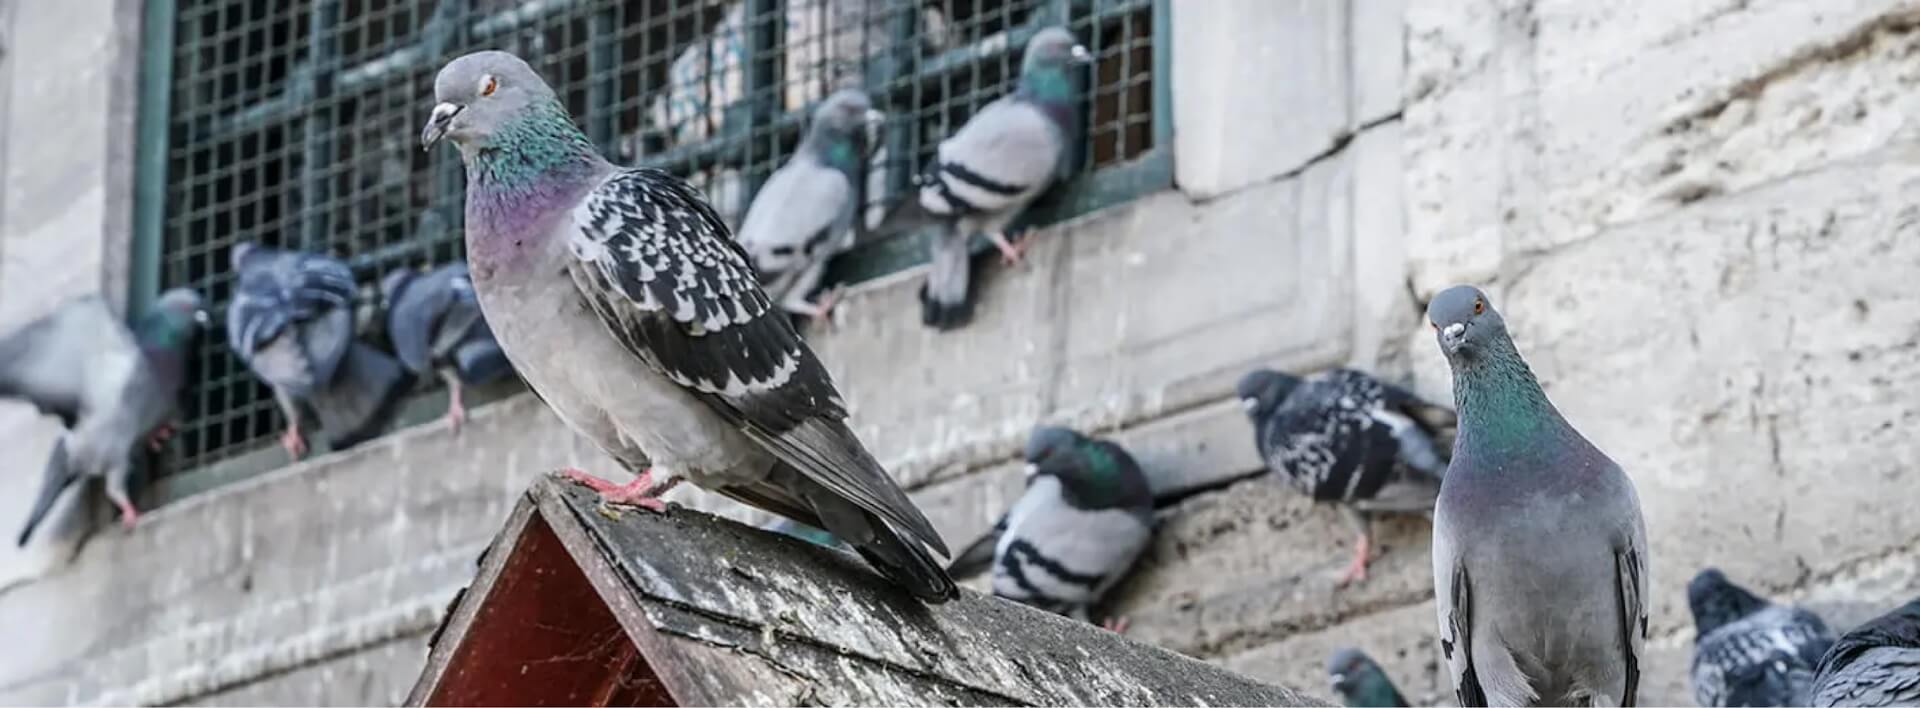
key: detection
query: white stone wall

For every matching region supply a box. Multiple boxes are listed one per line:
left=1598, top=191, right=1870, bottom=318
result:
left=3, top=0, right=1918, bottom=705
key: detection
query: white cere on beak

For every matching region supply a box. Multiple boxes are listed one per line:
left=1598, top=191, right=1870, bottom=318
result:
left=1022, top=463, right=1040, bottom=478
left=1443, top=322, right=1466, bottom=339
left=1240, top=398, right=1259, bottom=413
left=864, top=109, right=885, bottom=125
left=1070, top=44, right=1092, bottom=63
left=193, top=310, right=211, bottom=326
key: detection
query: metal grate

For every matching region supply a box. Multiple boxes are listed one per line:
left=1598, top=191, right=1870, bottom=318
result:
left=134, top=0, right=1172, bottom=488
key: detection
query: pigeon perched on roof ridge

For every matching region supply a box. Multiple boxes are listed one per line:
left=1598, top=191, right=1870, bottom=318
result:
left=1235, top=366, right=1453, bottom=586
left=1327, top=647, right=1410, bottom=708
left=872, top=26, right=1090, bottom=331
left=736, top=88, right=883, bottom=330
left=0, top=288, right=209, bottom=545
left=1810, top=595, right=1920, bottom=707
left=422, top=49, right=956, bottom=602
left=227, top=242, right=411, bottom=458
left=1687, top=567, right=1836, bottom=707
left=1425, top=284, right=1650, bottom=707
left=947, top=425, right=1152, bottom=630
left=381, top=261, right=514, bottom=433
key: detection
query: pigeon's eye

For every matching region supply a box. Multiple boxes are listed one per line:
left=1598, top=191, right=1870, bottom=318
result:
left=479, top=75, right=499, bottom=97
left=1430, top=321, right=1439, bottom=331
left=1472, top=298, right=1484, bottom=315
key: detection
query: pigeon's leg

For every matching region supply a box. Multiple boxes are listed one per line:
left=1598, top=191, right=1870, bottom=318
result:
left=783, top=285, right=844, bottom=328
left=105, top=465, right=139, bottom=529
left=438, top=370, right=467, bottom=434
left=274, top=389, right=307, bottom=460
left=555, top=467, right=682, bottom=513
left=985, top=230, right=1027, bottom=267
left=146, top=420, right=177, bottom=452
left=1336, top=506, right=1375, bottom=587
left=1101, top=615, right=1131, bottom=634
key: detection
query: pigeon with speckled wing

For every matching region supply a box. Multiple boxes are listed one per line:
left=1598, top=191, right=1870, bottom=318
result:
left=422, top=50, right=955, bottom=602
left=736, top=89, right=882, bottom=327
left=873, top=27, right=1089, bottom=330
left=1, top=289, right=208, bottom=545
left=1328, top=648, right=1410, bottom=708
left=1235, top=367, right=1453, bottom=587
left=947, top=426, right=1152, bottom=629
left=228, top=242, right=410, bottom=458
left=381, top=262, right=512, bottom=433
left=1426, top=285, right=1650, bottom=707
left=1810, top=596, right=1920, bottom=707
left=1688, top=567, right=1835, bottom=707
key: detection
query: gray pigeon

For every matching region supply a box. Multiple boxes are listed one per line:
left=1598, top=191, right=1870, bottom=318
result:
left=1328, top=647, right=1410, bottom=708
left=1688, top=567, right=1835, bottom=707
left=227, top=242, right=411, bottom=459
left=0, top=289, right=208, bottom=545
left=380, top=262, right=513, bottom=432
left=875, top=27, right=1089, bottom=330
left=421, top=50, right=956, bottom=602
left=1425, top=285, right=1650, bottom=707
left=1810, top=596, right=1920, bottom=706
left=736, top=89, right=883, bottom=327
left=946, top=426, right=1152, bottom=629
left=1235, top=367, right=1453, bottom=586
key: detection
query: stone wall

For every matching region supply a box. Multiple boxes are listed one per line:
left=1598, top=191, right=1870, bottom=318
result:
left=3, top=0, right=1919, bottom=705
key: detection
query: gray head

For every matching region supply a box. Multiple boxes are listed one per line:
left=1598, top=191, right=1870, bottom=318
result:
left=1425, top=285, right=1509, bottom=362
left=1023, top=425, right=1085, bottom=471
left=230, top=241, right=259, bottom=270
left=152, top=288, right=211, bottom=329
left=1022, top=27, right=1092, bottom=74
left=1235, top=368, right=1301, bottom=421
left=805, top=89, right=884, bottom=144
left=421, top=50, right=557, bottom=153
left=1326, top=648, right=1405, bottom=708
left=1687, top=568, right=1771, bottom=639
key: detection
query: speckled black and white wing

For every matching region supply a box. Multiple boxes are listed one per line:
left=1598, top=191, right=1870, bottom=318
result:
left=1693, top=605, right=1834, bottom=707
left=1258, top=370, right=1400, bottom=503
left=1811, top=599, right=1920, bottom=707
left=562, top=167, right=946, bottom=553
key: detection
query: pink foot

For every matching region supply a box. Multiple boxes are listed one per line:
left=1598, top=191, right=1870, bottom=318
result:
left=555, top=467, right=679, bottom=512
left=280, top=426, right=307, bottom=460
left=1336, top=535, right=1373, bottom=588
left=1101, top=615, right=1131, bottom=634
left=988, top=231, right=1028, bottom=267
left=444, top=401, right=466, bottom=435
left=116, top=500, right=140, bottom=530
left=807, top=287, right=844, bottom=328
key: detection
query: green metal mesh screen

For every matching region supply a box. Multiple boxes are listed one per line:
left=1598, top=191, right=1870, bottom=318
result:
left=146, top=0, right=1169, bottom=482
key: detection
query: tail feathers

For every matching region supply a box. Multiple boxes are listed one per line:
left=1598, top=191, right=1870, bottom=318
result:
left=451, top=328, right=513, bottom=386
left=945, top=513, right=1007, bottom=578
left=793, top=474, right=958, bottom=604
left=18, top=438, right=78, bottom=547
left=310, top=342, right=412, bottom=451
left=918, top=283, right=975, bottom=330
left=920, top=227, right=974, bottom=331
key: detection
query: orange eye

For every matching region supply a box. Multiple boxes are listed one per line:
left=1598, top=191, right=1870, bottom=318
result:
left=479, top=76, right=498, bottom=97
left=1473, top=298, right=1484, bottom=314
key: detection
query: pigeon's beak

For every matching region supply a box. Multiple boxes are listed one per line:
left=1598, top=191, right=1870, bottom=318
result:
left=1240, top=397, right=1259, bottom=414
left=1328, top=673, right=1347, bottom=692
left=1070, top=44, right=1092, bottom=64
left=1022, top=463, right=1039, bottom=478
left=193, top=309, right=211, bottom=327
left=1439, top=322, right=1468, bottom=352
left=421, top=102, right=464, bottom=152
left=863, top=108, right=886, bottom=128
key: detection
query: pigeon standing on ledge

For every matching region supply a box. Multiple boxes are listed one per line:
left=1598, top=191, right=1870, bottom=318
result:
left=381, top=262, right=513, bottom=432
left=1687, top=567, right=1835, bottom=707
left=1426, top=285, right=1649, bottom=707
left=736, top=89, right=883, bottom=328
left=947, top=426, right=1153, bottom=630
left=873, top=27, right=1089, bottom=330
left=421, top=50, right=956, bottom=602
left=1, top=289, right=208, bottom=545
left=1810, top=596, right=1920, bottom=706
left=227, top=242, right=411, bottom=459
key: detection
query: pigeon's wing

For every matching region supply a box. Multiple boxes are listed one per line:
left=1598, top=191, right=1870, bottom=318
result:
left=918, top=98, right=1063, bottom=219
left=1434, top=521, right=1489, bottom=707
left=15, top=436, right=79, bottom=547
left=1694, top=612, right=1828, bottom=708
left=564, top=167, right=946, bottom=555
left=737, top=162, right=854, bottom=308
left=1812, top=602, right=1920, bottom=706
left=0, top=296, right=138, bottom=426
left=946, top=512, right=1008, bottom=578
left=432, top=265, right=486, bottom=360
left=229, top=249, right=356, bottom=384
left=1614, top=530, right=1649, bottom=707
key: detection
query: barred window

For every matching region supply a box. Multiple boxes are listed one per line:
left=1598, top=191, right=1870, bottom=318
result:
left=131, top=0, right=1172, bottom=501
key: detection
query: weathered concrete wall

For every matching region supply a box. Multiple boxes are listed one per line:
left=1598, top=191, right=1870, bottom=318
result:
left=5, top=0, right=1919, bottom=705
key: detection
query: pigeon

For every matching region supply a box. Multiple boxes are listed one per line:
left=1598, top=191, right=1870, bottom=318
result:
left=0, top=288, right=209, bottom=545
left=1810, top=596, right=1920, bottom=706
left=380, top=262, right=514, bottom=432
left=874, top=27, right=1090, bottom=330
left=421, top=50, right=956, bottom=602
left=946, top=426, right=1152, bottom=629
left=1234, top=367, right=1453, bottom=586
left=1687, top=567, right=1836, bottom=707
left=1425, top=284, right=1650, bottom=707
left=1327, top=647, right=1410, bottom=708
left=227, top=242, right=411, bottom=459
left=735, top=89, right=883, bottom=327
